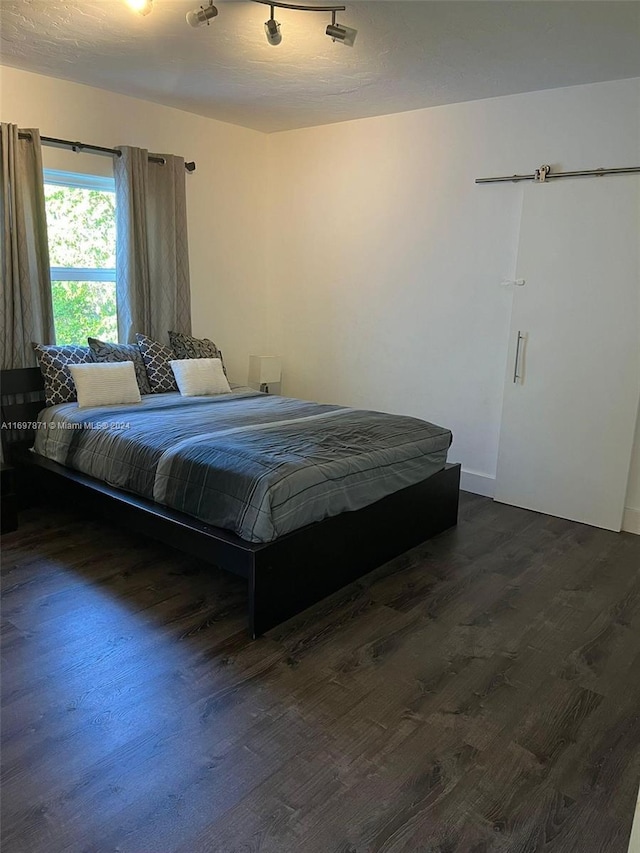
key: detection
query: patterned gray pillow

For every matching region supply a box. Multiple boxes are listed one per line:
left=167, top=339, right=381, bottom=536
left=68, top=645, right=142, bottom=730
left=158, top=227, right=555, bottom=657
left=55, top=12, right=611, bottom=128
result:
left=32, top=343, right=95, bottom=406
left=135, top=333, right=178, bottom=393
left=88, top=337, right=151, bottom=395
left=168, top=331, right=227, bottom=376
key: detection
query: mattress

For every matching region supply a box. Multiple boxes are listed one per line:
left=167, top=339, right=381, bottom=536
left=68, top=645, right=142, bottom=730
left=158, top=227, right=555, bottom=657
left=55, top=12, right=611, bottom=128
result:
left=33, top=390, right=452, bottom=543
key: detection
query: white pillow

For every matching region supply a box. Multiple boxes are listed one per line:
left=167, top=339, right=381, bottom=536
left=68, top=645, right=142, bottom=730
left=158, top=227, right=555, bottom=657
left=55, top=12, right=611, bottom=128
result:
left=69, top=361, right=142, bottom=408
left=169, top=358, right=231, bottom=396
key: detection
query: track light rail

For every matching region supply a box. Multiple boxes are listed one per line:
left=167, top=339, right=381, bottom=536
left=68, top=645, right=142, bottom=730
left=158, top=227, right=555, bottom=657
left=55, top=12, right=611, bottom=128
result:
left=252, top=1, right=345, bottom=11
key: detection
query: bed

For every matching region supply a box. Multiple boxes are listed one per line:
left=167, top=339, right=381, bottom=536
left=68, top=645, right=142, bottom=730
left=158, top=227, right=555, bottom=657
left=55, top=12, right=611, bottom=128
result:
left=1, top=367, right=460, bottom=637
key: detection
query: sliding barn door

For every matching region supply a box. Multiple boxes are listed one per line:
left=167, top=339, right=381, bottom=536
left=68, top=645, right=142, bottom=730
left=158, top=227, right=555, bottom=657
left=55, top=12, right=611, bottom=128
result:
left=494, top=177, right=640, bottom=530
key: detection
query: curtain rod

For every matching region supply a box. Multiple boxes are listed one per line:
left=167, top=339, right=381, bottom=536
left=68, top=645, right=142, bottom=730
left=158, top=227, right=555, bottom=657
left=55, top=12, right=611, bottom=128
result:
left=17, top=131, right=196, bottom=173
left=475, top=165, right=640, bottom=184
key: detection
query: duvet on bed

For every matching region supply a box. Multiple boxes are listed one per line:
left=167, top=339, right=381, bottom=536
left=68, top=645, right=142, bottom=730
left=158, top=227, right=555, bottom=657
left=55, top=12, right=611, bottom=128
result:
left=33, top=390, right=452, bottom=543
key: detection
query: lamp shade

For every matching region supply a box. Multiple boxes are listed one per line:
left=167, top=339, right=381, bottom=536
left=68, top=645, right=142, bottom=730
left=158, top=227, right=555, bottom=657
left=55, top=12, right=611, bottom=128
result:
left=248, top=355, right=282, bottom=387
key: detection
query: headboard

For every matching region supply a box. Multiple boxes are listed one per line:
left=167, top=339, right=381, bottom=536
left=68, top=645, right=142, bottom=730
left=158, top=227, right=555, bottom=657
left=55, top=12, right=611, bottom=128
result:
left=1, top=367, right=46, bottom=461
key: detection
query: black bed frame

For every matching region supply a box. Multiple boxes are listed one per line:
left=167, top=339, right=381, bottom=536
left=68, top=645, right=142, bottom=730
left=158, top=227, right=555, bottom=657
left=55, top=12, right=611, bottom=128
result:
left=1, top=367, right=460, bottom=638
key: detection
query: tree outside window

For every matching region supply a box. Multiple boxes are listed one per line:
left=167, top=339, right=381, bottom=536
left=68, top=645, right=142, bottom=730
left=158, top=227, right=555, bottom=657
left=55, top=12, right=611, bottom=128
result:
left=44, top=170, right=117, bottom=345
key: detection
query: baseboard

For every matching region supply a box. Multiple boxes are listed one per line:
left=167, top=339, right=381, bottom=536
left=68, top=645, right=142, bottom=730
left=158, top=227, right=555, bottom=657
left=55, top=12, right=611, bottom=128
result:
left=622, top=507, right=640, bottom=535
left=459, top=470, right=495, bottom=498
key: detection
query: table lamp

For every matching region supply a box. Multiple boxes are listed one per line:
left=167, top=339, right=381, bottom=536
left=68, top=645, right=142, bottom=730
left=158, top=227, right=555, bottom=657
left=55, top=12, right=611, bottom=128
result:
left=248, top=355, right=282, bottom=394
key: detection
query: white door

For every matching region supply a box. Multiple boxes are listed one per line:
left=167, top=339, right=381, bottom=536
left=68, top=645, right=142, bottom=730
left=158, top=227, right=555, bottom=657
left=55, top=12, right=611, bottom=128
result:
left=494, top=177, right=640, bottom=531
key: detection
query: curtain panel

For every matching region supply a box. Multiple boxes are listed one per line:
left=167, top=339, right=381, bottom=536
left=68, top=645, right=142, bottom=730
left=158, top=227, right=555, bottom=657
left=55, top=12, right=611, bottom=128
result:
left=114, top=146, right=191, bottom=344
left=0, top=123, right=55, bottom=369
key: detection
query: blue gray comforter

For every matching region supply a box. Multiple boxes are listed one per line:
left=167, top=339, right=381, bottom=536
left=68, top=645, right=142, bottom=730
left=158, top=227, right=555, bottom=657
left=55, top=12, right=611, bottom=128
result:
left=34, top=390, right=452, bottom=543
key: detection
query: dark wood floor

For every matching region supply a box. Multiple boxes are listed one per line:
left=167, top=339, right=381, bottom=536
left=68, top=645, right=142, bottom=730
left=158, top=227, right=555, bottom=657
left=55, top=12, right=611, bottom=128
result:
left=1, top=493, right=639, bottom=853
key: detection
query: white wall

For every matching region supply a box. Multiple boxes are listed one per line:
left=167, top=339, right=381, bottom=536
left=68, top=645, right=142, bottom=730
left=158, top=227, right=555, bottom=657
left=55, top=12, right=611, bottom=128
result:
left=265, top=78, right=640, bottom=525
left=0, top=65, right=269, bottom=384
left=2, top=67, right=638, bottom=527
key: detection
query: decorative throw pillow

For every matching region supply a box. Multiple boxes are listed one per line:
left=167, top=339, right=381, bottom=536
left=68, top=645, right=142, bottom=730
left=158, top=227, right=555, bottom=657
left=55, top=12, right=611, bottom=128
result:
left=169, top=358, right=231, bottom=397
left=69, top=362, right=142, bottom=408
left=32, top=343, right=95, bottom=406
left=168, top=331, right=227, bottom=376
left=88, top=337, right=151, bottom=395
left=135, top=333, right=178, bottom=393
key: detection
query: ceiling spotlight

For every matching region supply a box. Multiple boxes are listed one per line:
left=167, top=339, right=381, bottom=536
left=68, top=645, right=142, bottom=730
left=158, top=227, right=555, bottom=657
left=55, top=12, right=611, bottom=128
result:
left=264, top=12, right=282, bottom=45
left=126, top=0, right=153, bottom=15
left=326, top=11, right=357, bottom=46
left=186, top=1, right=218, bottom=28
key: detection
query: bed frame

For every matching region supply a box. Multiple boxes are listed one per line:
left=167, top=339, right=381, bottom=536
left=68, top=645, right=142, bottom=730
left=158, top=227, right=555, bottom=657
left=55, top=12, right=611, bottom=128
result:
left=1, top=367, right=460, bottom=638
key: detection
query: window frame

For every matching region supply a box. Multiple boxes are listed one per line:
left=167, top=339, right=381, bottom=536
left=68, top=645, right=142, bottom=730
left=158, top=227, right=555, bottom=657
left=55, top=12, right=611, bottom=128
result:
left=43, top=169, right=116, bottom=282
left=43, top=168, right=118, bottom=342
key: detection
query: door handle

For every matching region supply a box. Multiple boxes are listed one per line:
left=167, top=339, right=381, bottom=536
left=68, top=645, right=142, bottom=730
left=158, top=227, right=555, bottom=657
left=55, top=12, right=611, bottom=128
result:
left=513, top=331, right=525, bottom=383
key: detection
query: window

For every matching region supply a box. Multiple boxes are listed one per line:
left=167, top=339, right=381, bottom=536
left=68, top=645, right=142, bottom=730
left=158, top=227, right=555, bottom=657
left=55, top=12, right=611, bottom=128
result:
left=44, top=170, right=117, bottom=345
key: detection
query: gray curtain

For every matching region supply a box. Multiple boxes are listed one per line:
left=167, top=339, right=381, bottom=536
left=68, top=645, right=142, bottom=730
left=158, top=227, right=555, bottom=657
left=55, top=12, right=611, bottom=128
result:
left=0, top=123, right=55, bottom=369
left=114, top=146, right=191, bottom=344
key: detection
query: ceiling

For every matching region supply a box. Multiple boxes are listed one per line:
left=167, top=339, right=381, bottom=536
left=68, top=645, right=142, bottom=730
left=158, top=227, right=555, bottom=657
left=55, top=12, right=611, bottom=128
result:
left=1, top=0, right=639, bottom=133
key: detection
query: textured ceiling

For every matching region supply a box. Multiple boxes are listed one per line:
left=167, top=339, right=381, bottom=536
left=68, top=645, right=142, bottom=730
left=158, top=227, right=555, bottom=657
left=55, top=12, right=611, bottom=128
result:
left=1, top=0, right=639, bottom=133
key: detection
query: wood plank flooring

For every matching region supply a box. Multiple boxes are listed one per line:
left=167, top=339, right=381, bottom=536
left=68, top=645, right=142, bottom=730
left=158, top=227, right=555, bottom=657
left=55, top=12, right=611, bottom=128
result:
left=1, top=493, right=639, bottom=853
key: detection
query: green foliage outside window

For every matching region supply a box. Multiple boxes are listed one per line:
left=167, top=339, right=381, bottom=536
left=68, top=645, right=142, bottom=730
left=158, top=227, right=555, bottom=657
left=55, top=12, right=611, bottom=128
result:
left=51, top=281, right=117, bottom=345
left=44, top=183, right=117, bottom=345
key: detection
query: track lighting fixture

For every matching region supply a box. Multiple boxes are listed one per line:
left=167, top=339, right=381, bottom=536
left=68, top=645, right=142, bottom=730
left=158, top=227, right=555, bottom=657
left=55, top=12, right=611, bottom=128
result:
left=183, top=0, right=357, bottom=47
left=264, top=7, right=282, bottom=45
left=125, top=0, right=152, bottom=15
left=144, top=0, right=357, bottom=46
left=186, top=0, right=218, bottom=28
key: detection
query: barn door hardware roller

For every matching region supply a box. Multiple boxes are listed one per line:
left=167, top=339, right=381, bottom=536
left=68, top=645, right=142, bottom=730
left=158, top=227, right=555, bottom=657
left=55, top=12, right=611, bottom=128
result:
left=475, top=164, right=640, bottom=185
